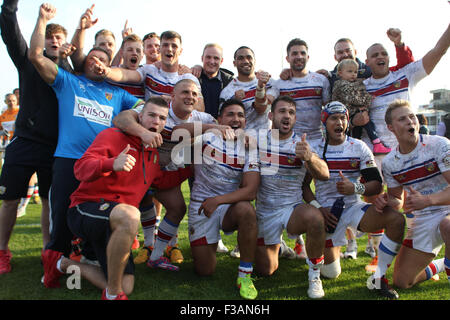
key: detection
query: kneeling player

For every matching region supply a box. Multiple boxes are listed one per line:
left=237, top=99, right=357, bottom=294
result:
left=378, top=100, right=450, bottom=292
left=183, top=99, right=260, bottom=300
left=304, top=101, right=405, bottom=299
left=254, top=96, right=330, bottom=299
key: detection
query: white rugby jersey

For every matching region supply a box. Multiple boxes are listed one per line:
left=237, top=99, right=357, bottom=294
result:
left=267, top=72, right=330, bottom=141
left=220, top=77, right=274, bottom=130
left=363, top=59, right=427, bottom=149
left=256, top=131, right=311, bottom=214
left=312, top=136, right=377, bottom=208
left=107, top=80, right=145, bottom=100
left=158, top=106, right=216, bottom=168
left=137, top=64, right=201, bottom=100
left=190, top=131, right=260, bottom=203
left=382, top=134, right=450, bottom=216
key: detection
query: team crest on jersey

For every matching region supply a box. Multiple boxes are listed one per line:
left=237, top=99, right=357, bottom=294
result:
left=350, top=159, right=359, bottom=168
left=105, top=92, right=113, bottom=101
left=99, top=203, right=110, bottom=211
left=315, top=88, right=322, bottom=95
left=287, top=156, right=296, bottom=164
left=394, top=81, right=402, bottom=88
left=0, top=186, right=5, bottom=195
left=359, top=69, right=365, bottom=75
left=396, top=174, right=406, bottom=182
left=425, top=162, right=436, bottom=172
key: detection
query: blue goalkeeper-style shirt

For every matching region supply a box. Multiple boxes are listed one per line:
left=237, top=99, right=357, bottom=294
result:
left=51, top=67, right=141, bottom=159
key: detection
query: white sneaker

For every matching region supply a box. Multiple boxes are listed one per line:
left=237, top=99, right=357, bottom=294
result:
left=17, top=205, right=27, bottom=218
left=365, top=245, right=376, bottom=258
left=307, top=277, right=325, bottom=299
left=343, top=240, right=357, bottom=259
left=216, top=239, right=229, bottom=253
left=344, top=250, right=357, bottom=259
left=230, top=246, right=240, bottom=258
left=279, top=240, right=296, bottom=260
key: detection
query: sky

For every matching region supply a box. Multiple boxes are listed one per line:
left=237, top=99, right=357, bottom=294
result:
left=0, top=0, right=449, bottom=109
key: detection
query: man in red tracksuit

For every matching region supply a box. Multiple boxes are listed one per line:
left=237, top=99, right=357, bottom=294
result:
left=41, top=96, right=191, bottom=300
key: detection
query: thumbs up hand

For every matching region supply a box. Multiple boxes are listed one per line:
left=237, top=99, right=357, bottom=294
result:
left=403, top=186, right=430, bottom=213
left=113, top=144, right=136, bottom=172
left=336, top=171, right=356, bottom=195
left=295, top=133, right=312, bottom=161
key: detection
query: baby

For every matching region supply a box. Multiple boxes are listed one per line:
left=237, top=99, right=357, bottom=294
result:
left=332, top=59, right=391, bottom=154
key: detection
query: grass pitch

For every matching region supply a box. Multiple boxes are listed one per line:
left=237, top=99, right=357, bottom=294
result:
left=0, top=181, right=448, bottom=303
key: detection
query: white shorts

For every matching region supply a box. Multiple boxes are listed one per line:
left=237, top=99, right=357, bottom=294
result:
left=326, top=202, right=370, bottom=248
left=402, top=211, right=448, bottom=256
left=256, top=204, right=299, bottom=246
left=188, top=200, right=232, bottom=246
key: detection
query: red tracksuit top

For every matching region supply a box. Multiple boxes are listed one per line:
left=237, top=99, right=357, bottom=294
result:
left=70, top=127, right=191, bottom=208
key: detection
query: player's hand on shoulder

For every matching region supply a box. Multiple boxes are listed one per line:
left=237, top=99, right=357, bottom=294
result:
left=316, top=69, right=330, bottom=79
left=178, top=64, right=192, bottom=75
left=191, top=65, right=203, bottom=78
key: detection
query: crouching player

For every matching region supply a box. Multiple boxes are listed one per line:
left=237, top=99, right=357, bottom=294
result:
left=41, top=98, right=191, bottom=300
left=254, top=96, right=330, bottom=299
left=378, top=100, right=450, bottom=293
left=304, top=101, right=405, bottom=299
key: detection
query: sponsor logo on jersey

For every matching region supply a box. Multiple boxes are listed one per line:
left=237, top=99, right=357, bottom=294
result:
left=73, top=95, right=114, bottom=127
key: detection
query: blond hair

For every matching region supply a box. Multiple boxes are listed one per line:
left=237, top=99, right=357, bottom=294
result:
left=337, top=58, right=358, bottom=72
left=202, top=43, right=223, bottom=55
left=385, top=99, right=411, bottom=125
left=95, top=29, right=115, bottom=42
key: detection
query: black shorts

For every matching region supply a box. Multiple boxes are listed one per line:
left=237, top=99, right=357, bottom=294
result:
left=0, top=137, right=55, bottom=200
left=67, top=202, right=135, bottom=277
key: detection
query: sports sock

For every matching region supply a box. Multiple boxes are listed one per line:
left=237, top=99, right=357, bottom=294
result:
left=369, top=231, right=383, bottom=252
left=150, top=216, right=179, bottom=261
left=296, top=234, right=305, bottom=245
left=19, top=185, right=34, bottom=210
left=33, top=184, right=39, bottom=197
left=168, top=233, right=179, bottom=247
left=444, top=257, right=450, bottom=285
left=347, top=239, right=357, bottom=252
left=140, top=204, right=156, bottom=247
left=374, top=234, right=400, bottom=279
left=56, top=256, right=64, bottom=273
left=424, top=258, right=444, bottom=280
left=238, top=261, right=253, bottom=278
left=105, top=287, right=117, bottom=300
left=307, top=256, right=324, bottom=280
